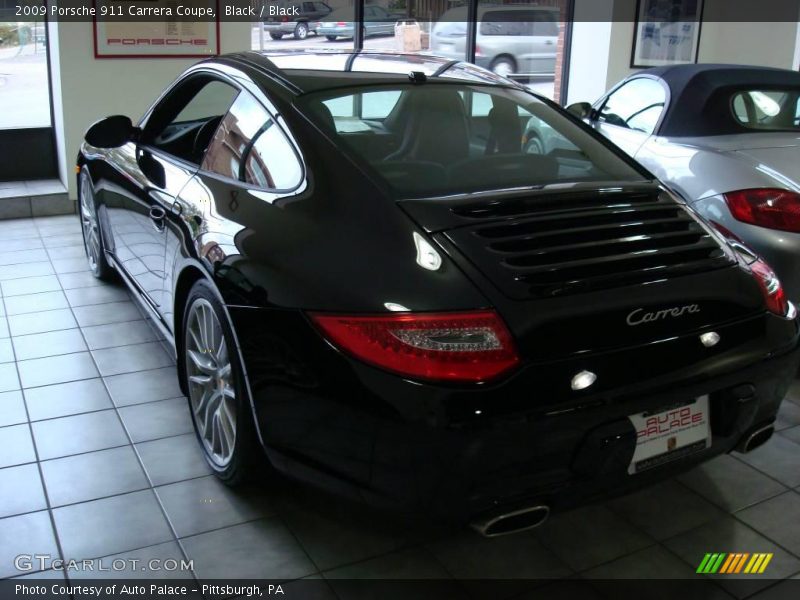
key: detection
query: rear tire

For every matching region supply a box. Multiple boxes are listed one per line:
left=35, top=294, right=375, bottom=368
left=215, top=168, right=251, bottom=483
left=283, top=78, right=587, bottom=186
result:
left=78, top=168, right=114, bottom=281
left=490, top=56, right=517, bottom=78
left=326, top=35, right=337, bottom=41
left=182, top=279, right=262, bottom=485
left=269, top=33, right=283, bottom=40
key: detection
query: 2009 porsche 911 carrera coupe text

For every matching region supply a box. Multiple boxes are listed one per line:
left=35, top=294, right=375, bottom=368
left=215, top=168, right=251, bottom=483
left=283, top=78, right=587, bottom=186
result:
left=77, top=51, right=800, bottom=537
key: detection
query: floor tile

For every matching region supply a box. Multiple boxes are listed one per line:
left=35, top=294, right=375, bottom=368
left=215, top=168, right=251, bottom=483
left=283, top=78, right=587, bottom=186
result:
left=0, top=238, right=44, bottom=253
left=156, top=475, right=274, bottom=538
left=678, top=454, right=787, bottom=512
left=664, top=516, right=800, bottom=598
left=0, top=511, right=59, bottom=578
left=0, top=275, right=60, bottom=297
left=608, top=480, right=726, bottom=541
left=736, top=435, right=800, bottom=488
left=0, top=362, right=20, bottom=392
left=0, top=464, right=47, bottom=518
left=104, top=367, right=183, bottom=407
left=430, top=528, right=572, bottom=579
left=42, top=234, right=83, bottom=249
left=92, top=342, right=172, bottom=377
left=82, top=320, right=159, bottom=350
left=57, top=271, right=106, bottom=290
left=279, top=491, right=408, bottom=572
left=325, top=547, right=455, bottom=583
left=68, top=541, right=193, bottom=580
left=736, top=491, right=800, bottom=557
left=181, top=518, right=316, bottom=580
left=0, top=317, right=7, bottom=339
left=73, top=301, right=142, bottom=327
left=780, top=426, right=800, bottom=445
left=0, top=338, right=13, bottom=363
left=7, top=308, right=77, bottom=336
left=12, top=328, right=87, bottom=361
left=775, top=401, right=800, bottom=432
left=51, top=257, right=90, bottom=274
left=0, top=261, right=54, bottom=281
left=17, top=352, right=98, bottom=388
left=53, top=489, right=173, bottom=560
left=0, top=390, right=27, bottom=427
left=118, top=398, right=193, bottom=443
left=31, top=410, right=128, bottom=460
left=45, top=245, right=85, bottom=260
left=41, top=445, right=149, bottom=507
left=3, top=291, right=69, bottom=315
left=65, top=285, right=129, bottom=307
left=135, top=433, right=212, bottom=486
left=0, top=249, right=48, bottom=266
left=24, top=378, right=112, bottom=421
left=535, top=504, right=653, bottom=572
left=0, top=424, right=36, bottom=468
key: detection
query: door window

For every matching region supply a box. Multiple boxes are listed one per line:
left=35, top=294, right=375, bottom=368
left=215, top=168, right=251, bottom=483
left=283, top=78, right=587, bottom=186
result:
left=143, top=78, right=239, bottom=165
left=598, top=78, right=667, bottom=134
left=202, top=92, right=303, bottom=190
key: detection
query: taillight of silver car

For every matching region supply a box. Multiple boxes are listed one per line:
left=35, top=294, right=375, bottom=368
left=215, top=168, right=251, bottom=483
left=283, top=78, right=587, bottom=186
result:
left=724, top=188, right=800, bottom=233
left=309, top=310, right=519, bottom=383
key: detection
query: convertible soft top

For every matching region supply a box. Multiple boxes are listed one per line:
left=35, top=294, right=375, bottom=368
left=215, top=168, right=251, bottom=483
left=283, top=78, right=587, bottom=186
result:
left=647, top=64, right=800, bottom=137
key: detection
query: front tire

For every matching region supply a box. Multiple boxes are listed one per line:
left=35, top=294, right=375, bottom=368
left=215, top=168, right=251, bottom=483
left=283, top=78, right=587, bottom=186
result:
left=79, top=168, right=113, bottom=280
left=294, top=22, right=309, bottom=40
left=182, top=280, right=261, bottom=485
left=325, top=35, right=338, bottom=41
left=269, top=32, right=283, bottom=40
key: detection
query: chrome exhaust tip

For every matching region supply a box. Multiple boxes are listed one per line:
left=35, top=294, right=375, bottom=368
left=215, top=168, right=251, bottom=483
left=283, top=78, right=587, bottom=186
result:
left=470, top=505, right=550, bottom=538
left=737, top=423, right=774, bottom=454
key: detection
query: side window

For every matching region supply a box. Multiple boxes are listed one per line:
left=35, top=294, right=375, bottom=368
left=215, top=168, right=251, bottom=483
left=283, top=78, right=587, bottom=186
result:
left=145, top=79, right=239, bottom=165
left=322, top=90, right=402, bottom=129
left=598, top=78, right=666, bottom=134
left=532, top=12, right=559, bottom=36
left=302, top=2, right=314, bottom=12
left=202, top=92, right=302, bottom=190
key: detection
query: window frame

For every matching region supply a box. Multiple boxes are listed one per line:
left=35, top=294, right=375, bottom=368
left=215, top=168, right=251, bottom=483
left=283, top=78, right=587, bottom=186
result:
left=200, top=88, right=306, bottom=193
left=596, top=75, right=670, bottom=136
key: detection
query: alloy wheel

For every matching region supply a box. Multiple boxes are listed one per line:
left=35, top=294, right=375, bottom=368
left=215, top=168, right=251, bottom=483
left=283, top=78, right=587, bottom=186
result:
left=80, top=175, right=101, bottom=272
left=491, top=60, right=515, bottom=78
left=185, top=298, right=237, bottom=467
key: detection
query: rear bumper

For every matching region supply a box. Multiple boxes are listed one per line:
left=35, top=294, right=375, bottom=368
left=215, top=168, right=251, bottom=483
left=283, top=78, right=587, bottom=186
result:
left=230, top=307, right=800, bottom=521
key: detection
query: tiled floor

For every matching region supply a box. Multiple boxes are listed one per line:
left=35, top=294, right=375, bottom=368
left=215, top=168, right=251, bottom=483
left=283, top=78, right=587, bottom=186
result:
left=1, top=215, right=800, bottom=597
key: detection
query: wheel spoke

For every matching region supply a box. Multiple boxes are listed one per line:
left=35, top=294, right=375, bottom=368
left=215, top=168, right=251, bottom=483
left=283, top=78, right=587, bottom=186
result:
left=187, top=349, right=215, bottom=373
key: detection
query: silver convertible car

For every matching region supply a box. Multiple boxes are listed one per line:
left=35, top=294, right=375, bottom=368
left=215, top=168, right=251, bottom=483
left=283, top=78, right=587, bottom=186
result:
left=568, top=65, right=800, bottom=301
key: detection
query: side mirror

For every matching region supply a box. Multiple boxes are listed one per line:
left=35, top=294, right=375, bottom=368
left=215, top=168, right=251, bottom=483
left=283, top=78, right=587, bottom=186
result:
left=566, top=102, right=594, bottom=120
left=85, top=115, right=136, bottom=148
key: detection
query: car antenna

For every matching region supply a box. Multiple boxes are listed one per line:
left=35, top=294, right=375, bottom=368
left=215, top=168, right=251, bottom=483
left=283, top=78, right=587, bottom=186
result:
left=408, top=71, right=427, bottom=84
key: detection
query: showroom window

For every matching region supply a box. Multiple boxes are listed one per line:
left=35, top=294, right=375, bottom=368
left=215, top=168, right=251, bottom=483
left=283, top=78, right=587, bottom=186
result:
left=597, top=77, right=667, bottom=134
left=251, top=0, right=571, bottom=102
left=203, top=92, right=303, bottom=190
left=731, top=89, right=800, bottom=130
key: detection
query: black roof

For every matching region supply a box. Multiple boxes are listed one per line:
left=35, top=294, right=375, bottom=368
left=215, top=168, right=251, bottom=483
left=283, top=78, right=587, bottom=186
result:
left=642, top=64, right=800, bottom=136
left=228, top=50, right=517, bottom=94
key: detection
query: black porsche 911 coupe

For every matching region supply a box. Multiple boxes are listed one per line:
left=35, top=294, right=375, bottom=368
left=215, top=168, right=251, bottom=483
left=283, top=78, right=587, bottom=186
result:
left=78, top=50, right=799, bottom=536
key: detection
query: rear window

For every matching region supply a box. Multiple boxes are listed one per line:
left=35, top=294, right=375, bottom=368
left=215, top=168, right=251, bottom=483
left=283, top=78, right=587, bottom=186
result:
left=299, top=83, right=646, bottom=198
left=731, top=89, right=800, bottom=131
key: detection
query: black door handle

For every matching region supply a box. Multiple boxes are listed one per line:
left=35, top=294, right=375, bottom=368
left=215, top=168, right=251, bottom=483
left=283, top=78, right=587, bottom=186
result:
left=149, top=206, right=166, bottom=231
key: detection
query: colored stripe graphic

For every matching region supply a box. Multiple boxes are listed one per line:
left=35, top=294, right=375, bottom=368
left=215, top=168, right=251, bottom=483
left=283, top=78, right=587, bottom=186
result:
left=719, top=554, right=736, bottom=574
left=697, top=553, right=728, bottom=574
left=733, top=553, right=749, bottom=574
left=758, top=553, right=773, bottom=573
left=700, top=553, right=774, bottom=574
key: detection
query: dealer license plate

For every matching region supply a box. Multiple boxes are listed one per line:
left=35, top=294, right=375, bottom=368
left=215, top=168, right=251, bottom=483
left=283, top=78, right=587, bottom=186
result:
left=627, top=395, right=710, bottom=474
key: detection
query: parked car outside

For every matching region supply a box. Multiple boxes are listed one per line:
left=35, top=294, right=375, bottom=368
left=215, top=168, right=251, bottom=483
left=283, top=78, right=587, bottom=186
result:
left=77, top=51, right=799, bottom=536
left=569, top=64, right=800, bottom=301
left=317, top=5, right=398, bottom=41
left=430, top=5, right=559, bottom=77
left=263, top=0, right=332, bottom=40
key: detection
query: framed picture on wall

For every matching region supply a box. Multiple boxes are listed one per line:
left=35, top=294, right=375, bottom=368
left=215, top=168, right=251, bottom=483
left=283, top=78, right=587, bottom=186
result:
left=631, top=0, right=704, bottom=68
left=93, top=0, right=220, bottom=58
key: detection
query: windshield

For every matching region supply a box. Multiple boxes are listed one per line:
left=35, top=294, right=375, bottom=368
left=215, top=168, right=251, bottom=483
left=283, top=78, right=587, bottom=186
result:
left=731, top=89, right=800, bottom=131
left=299, top=83, right=647, bottom=198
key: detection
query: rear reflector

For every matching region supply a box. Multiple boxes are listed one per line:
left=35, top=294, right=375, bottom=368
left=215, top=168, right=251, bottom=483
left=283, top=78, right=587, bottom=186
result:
left=749, top=259, right=789, bottom=316
left=724, top=188, right=800, bottom=233
left=309, top=310, right=519, bottom=383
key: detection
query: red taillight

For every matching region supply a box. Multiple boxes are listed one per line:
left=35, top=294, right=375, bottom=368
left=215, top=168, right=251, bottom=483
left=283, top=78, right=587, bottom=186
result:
left=475, top=44, right=483, bottom=57
left=282, top=16, right=289, bottom=22
left=336, top=21, right=346, bottom=26
left=750, top=259, right=789, bottom=316
left=309, top=310, right=519, bottom=383
left=724, top=188, right=800, bottom=233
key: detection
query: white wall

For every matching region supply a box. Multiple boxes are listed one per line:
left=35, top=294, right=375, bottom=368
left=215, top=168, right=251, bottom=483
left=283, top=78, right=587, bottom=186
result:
left=49, top=21, right=252, bottom=199
left=568, top=0, right=800, bottom=103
